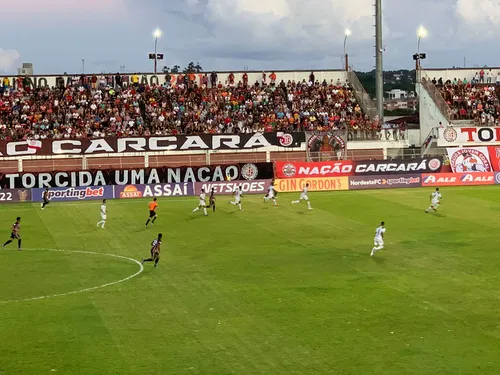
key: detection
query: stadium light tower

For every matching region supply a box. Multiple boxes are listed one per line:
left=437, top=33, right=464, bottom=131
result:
left=375, top=0, right=384, bottom=123
left=344, top=29, right=352, bottom=71
left=415, top=26, right=428, bottom=70
left=153, top=28, right=163, bottom=75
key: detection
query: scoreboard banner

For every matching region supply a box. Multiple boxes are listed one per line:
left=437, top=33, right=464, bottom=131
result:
left=31, top=186, right=115, bottom=202
left=349, top=175, right=421, bottom=190
left=194, top=180, right=271, bottom=195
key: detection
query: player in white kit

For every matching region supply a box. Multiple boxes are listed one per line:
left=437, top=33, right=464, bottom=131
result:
left=291, top=183, right=312, bottom=210
left=96, top=199, right=107, bottom=228
left=263, top=182, right=278, bottom=206
left=229, top=186, right=243, bottom=210
left=192, top=189, right=208, bottom=216
left=425, top=188, right=442, bottom=213
left=370, top=221, right=386, bottom=256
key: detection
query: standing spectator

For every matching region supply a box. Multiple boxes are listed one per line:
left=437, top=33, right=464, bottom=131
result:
left=210, top=71, right=217, bottom=88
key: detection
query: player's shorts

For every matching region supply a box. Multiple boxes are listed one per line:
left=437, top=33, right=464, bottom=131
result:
left=199, top=200, right=205, bottom=207
left=43, top=198, right=49, bottom=204
left=268, top=192, right=275, bottom=199
left=234, top=198, right=241, bottom=204
left=149, top=210, right=156, bottom=218
left=10, top=232, right=19, bottom=239
left=151, top=248, right=160, bottom=258
left=101, top=214, right=107, bottom=221
left=374, top=237, right=384, bottom=247
left=431, top=200, right=440, bottom=208
left=300, top=194, right=309, bottom=201
left=209, top=199, right=215, bottom=206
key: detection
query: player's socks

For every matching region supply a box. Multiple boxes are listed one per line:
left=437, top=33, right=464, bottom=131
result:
left=203, top=207, right=208, bottom=216
left=145, top=219, right=151, bottom=226
left=238, top=203, right=242, bottom=211
left=193, top=207, right=199, bottom=213
left=307, top=202, right=312, bottom=209
left=142, top=258, right=153, bottom=264
left=3, top=240, right=12, bottom=247
left=291, top=200, right=299, bottom=204
left=212, top=204, right=216, bottom=212
left=154, top=258, right=159, bottom=267
left=273, top=199, right=277, bottom=206
left=17, top=239, right=21, bottom=250
left=152, top=217, right=157, bottom=224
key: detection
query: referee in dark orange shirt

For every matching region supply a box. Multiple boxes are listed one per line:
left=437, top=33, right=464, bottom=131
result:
left=145, top=198, right=158, bottom=227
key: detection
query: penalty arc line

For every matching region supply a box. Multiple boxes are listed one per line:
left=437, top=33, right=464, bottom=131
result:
left=0, top=248, right=144, bottom=304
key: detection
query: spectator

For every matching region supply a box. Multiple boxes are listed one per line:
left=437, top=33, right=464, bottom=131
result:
left=0, top=74, right=396, bottom=141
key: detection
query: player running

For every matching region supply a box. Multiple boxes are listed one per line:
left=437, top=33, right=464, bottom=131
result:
left=41, top=188, right=50, bottom=210
left=291, top=183, right=312, bottom=210
left=2, top=217, right=22, bottom=251
left=96, top=199, right=107, bottom=228
left=142, top=233, right=162, bottom=268
left=425, top=188, right=442, bottom=213
left=370, top=221, right=386, bottom=256
left=229, top=186, right=243, bottom=210
left=145, top=198, right=158, bottom=227
left=263, top=181, right=278, bottom=206
left=193, top=189, right=208, bottom=216
left=206, top=188, right=216, bottom=212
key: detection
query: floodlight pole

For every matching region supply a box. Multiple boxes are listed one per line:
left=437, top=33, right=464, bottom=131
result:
left=375, top=0, right=384, bottom=122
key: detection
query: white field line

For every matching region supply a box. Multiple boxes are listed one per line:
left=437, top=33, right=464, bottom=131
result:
left=0, top=248, right=143, bottom=304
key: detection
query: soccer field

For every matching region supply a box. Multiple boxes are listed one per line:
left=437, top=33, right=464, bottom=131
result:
left=1, top=186, right=500, bottom=375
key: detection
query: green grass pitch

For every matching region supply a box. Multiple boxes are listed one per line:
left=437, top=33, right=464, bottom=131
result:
left=1, top=186, right=500, bottom=375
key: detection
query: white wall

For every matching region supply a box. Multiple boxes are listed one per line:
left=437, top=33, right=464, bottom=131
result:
left=423, top=68, right=500, bottom=82
left=417, top=82, right=448, bottom=144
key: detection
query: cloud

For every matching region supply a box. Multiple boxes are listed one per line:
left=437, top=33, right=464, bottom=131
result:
left=0, top=49, right=21, bottom=72
left=456, top=0, right=500, bottom=30
left=4, top=0, right=126, bottom=18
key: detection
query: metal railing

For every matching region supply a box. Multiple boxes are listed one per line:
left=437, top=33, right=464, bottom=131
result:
left=348, top=70, right=378, bottom=120
left=348, top=128, right=408, bottom=142
left=419, top=70, right=452, bottom=122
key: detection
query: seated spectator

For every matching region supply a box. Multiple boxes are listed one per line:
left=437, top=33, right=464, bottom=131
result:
left=434, top=70, right=500, bottom=126
left=0, top=74, right=389, bottom=141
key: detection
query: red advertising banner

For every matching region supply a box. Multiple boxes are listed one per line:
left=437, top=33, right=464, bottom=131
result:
left=275, top=161, right=354, bottom=178
left=421, top=172, right=495, bottom=186
left=275, top=158, right=442, bottom=179
left=487, top=146, right=500, bottom=171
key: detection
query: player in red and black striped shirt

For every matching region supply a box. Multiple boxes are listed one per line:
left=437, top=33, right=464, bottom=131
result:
left=142, top=233, right=162, bottom=268
left=2, top=217, right=22, bottom=250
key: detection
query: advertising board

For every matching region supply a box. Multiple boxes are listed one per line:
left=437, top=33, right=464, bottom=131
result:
left=446, top=147, right=493, bottom=172
left=1, top=163, right=274, bottom=189
left=349, top=175, right=421, bottom=190
left=0, top=189, right=31, bottom=203
left=114, top=183, right=194, bottom=198
left=194, top=180, right=271, bottom=195
left=438, top=126, right=500, bottom=146
left=274, top=177, right=349, bottom=192
left=421, top=173, right=495, bottom=187
left=0, top=134, right=305, bottom=157
left=275, top=158, right=442, bottom=179
left=31, top=186, right=115, bottom=202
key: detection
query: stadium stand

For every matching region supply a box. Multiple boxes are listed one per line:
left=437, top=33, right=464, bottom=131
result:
left=0, top=74, right=390, bottom=141
left=429, top=70, right=500, bottom=126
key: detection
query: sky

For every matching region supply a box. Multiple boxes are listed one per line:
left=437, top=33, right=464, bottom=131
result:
left=1, top=0, right=499, bottom=75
